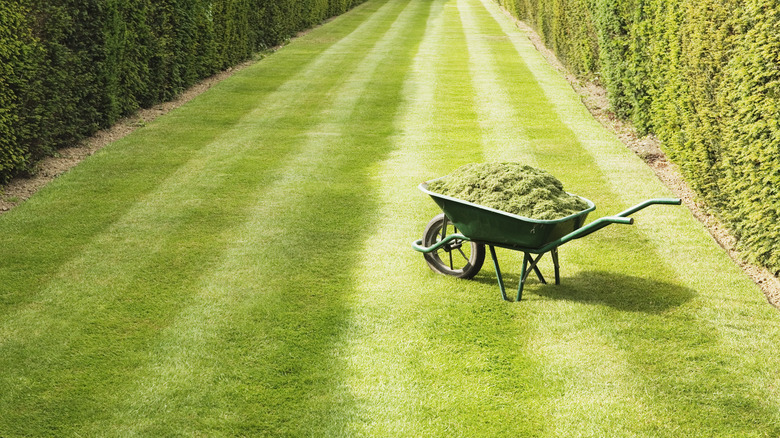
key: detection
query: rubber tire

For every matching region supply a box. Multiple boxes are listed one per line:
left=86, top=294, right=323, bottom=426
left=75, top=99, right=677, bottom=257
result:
left=422, top=213, right=485, bottom=279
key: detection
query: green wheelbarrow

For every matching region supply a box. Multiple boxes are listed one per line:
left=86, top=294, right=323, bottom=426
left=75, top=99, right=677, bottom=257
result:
left=411, top=181, right=681, bottom=301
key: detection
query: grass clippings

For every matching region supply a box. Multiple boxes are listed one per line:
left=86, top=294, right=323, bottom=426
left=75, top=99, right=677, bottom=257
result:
left=428, top=162, right=590, bottom=220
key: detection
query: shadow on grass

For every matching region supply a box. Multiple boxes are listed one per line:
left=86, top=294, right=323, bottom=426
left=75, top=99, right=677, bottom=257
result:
left=473, top=270, right=695, bottom=313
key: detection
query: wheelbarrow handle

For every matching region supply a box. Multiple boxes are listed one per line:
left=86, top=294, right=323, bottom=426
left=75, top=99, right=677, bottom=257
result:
left=534, top=198, right=681, bottom=253
left=615, top=198, right=682, bottom=218
left=412, top=233, right=470, bottom=254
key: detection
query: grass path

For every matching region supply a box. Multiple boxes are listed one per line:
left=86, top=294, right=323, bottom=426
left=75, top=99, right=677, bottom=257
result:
left=1, top=0, right=779, bottom=436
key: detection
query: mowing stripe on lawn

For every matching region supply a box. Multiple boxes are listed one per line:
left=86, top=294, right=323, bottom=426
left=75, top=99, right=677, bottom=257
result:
left=343, top=2, right=461, bottom=434
left=459, top=0, right=536, bottom=165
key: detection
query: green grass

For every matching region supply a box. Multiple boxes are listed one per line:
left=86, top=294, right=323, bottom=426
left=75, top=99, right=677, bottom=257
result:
left=1, top=0, right=779, bottom=436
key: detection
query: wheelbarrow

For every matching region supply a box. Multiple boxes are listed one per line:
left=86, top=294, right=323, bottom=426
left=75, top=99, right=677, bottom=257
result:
left=411, top=180, right=681, bottom=301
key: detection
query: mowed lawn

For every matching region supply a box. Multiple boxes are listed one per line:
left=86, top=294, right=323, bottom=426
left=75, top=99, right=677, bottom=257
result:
left=1, top=0, right=779, bottom=435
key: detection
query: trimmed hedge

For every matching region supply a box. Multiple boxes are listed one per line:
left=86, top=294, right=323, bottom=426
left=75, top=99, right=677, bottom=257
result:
left=0, top=0, right=365, bottom=184
left=0, top=1, right=39, bottom=178
left=720, top=0, right=780, bottom=272
left=497, top=0, right=780, bottom=275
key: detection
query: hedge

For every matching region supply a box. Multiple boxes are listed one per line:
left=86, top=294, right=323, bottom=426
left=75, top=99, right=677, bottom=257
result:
left=497, top=0, right=780, bottom=274
left=0, top=0, right=365, bottom=184
left=0, top=1, right=38, bottom=179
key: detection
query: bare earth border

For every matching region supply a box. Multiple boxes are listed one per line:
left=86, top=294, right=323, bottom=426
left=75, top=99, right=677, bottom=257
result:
left=1, top=17, right=778, bottom=308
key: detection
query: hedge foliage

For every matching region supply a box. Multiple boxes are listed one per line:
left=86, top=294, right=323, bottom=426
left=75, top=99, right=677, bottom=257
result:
left=0, top=0, right=364, bottom=184
left=0, top=1, right=38, bottom=179
left=497, top=0, right=780, bottom=274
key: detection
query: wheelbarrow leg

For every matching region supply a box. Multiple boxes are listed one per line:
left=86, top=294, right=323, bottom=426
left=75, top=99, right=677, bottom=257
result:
left=551, top=247, right=560, bottom=285
left=518, top=254, right=528, bottom=301
left=526, top=253, right=547, bottom=284
left=489, top=248, right=550, bottom=302
left=488, top=245, right=508, bottom=301
left=518, top=253, right=547, bottom=301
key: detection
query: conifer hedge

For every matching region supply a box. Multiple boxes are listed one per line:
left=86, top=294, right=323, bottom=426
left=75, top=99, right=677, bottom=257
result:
left=497, top=0, right=780, bottom=274
left=0, top=0, right=364, bottom=184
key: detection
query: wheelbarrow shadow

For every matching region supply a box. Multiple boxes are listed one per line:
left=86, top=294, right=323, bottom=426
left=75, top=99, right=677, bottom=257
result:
left=475, top=270, right=695, bottom=313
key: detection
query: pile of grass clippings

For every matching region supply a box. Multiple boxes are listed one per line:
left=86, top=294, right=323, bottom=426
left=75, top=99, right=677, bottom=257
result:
left=427, top=163, right=590, bottom=220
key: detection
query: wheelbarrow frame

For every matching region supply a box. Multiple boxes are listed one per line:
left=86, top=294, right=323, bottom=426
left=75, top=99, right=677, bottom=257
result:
left=412, top=181, right=681, bottom=301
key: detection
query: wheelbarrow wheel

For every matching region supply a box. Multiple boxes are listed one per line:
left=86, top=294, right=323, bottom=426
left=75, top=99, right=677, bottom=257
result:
left=422, top=214, right=485, bottom=279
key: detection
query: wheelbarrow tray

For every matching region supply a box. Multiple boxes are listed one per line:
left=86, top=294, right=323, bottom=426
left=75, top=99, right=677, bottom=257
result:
left=419, top=181, right=596, bottom=250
